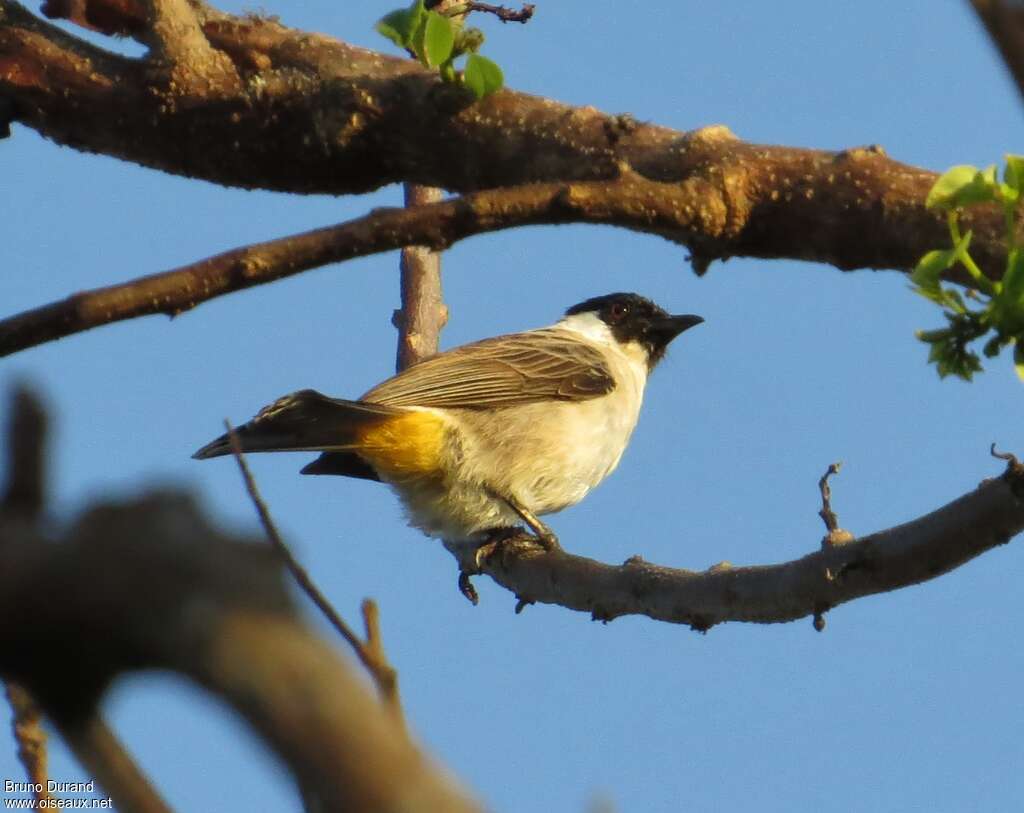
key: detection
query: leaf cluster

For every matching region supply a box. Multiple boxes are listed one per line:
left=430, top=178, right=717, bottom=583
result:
left=376, top=0, right=504, bottom=99
left=913, top=157, right=1024, bottom=381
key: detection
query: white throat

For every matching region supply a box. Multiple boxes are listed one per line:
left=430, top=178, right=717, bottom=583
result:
left=556, top=311, right=651, bottom=377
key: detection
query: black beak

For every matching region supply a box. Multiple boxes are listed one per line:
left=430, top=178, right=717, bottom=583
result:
left=648, top=313, right=704, bottom=348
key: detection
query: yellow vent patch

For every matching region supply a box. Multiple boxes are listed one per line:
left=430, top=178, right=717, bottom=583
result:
left=355, top=410, right=447, bottom=482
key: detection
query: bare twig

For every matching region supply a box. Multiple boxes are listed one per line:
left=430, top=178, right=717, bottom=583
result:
left=58, top=715, right=174, bottom=813
left=224, top=422, right=404, bottom=716
left=394, top=184, right=448, bottom=372
left=464, top=1, right=535, bottom=23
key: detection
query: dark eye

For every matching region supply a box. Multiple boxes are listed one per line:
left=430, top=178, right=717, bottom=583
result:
left=608, top=302, right=629, bottom=322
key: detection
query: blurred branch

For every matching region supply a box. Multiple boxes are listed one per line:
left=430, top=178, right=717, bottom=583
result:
left=225, top=423, right=404, bottom=722
left=0, top=387, right=172, bottom=813
left=2, top=387, right=52, bottom=807
left=57, top=716, right=173, bottom=813
left=4, top=684, right=54, bottom=806
left=0, top=387, right=477, bottom=810
left=970, top=0, right=1024, bottom=104
left=453, top=459, right=1024, bottom=630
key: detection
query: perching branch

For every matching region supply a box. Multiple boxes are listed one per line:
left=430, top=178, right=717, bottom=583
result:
left=451, top=457, right=1024, bottom=630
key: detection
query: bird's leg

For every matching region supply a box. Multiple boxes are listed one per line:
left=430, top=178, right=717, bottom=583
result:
left=498, top=494, right=560, bottom=550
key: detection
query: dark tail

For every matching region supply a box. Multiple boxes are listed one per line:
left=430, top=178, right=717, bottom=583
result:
left=192, top=389, right=400, bottom=460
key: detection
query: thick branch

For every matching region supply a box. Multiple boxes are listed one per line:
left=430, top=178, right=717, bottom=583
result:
left=0, top=0, right=1013, bottom=280
left=452, top=462, right=1024, bottom=629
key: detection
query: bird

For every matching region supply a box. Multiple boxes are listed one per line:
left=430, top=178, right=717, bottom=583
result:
left=193, top=292, right=703, bottom=552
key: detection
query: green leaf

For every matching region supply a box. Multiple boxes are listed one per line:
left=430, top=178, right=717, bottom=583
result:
left=911, top=248, right=956, bottom=293
left=375, top=1, right=425, bottom=48
left=1004, top=154, right=1024, bottom=192
left=1002, top=247, right=1024, bottom=302
left=463, top=54, right=504, bottom=99
left=1015, top=342, right=1024, bottom=382
left=988, top=248, right=1024, bottom=335
left=926, top=165, right=978, bottom=209
left=423, top=11, right=455, bottom=67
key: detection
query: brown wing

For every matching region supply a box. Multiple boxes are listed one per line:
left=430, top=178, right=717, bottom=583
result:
left=361, top=329, right=615, bottom=409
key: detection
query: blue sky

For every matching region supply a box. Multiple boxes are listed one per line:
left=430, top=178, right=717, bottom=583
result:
left=3, top=2, right=1023, bottom=811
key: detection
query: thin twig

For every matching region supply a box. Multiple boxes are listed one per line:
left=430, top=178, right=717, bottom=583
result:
left=465, top=1, right=535, bottom=23
left=224, top=422, right=404, bottom=714
left=817, top=462, right=842, bottom=533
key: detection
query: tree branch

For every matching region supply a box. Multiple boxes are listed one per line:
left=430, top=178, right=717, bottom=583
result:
left=0, top=0, right=1014, bottom=280
left=0, top=164, right=1001, bottom=358
left=137, top=0, right=238, bottom=91
left=1, top=388, right=173, bottom=813
left=394, top=185, right=448, bottom=371
left=451, top=459, right=1024, bottom=629
left=57, top=715, right=174, bottom=813
left=4, top=683, right=54, bottom=806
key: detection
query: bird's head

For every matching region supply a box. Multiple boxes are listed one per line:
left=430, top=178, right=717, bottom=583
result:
left=564, top=292, right=703, bottom=369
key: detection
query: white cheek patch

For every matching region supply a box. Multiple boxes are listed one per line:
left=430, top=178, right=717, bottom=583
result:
left=556, top=312, right=617, bottom=345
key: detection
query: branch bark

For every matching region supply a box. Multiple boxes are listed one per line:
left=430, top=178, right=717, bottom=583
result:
left=0, top=164, right=1000, bottom=358
left=0, top=0, right=1014, bottom=280
left=395, top=184, right=448, bottom=372
left=451, top=460, right=1024, bottom=629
